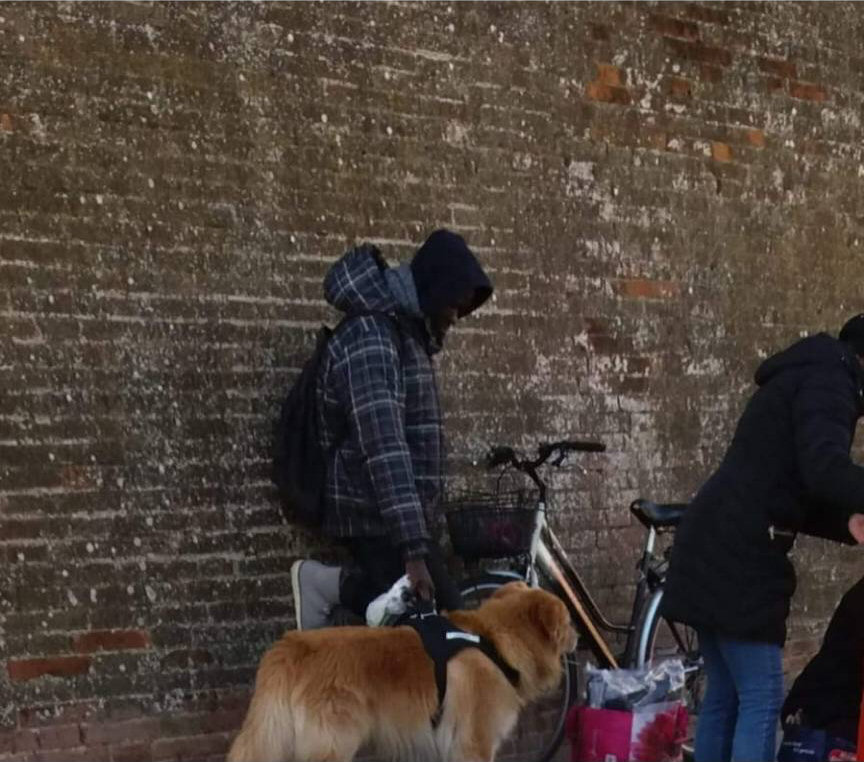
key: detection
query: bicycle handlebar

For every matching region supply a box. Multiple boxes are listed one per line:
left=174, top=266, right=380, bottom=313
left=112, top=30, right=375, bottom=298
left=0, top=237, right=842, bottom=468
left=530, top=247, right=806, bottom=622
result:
left=484, top=439, right=606, bottom=501
left=540, top=440, right=607, bottom=456
left=485, top=439, right=606, bottom=470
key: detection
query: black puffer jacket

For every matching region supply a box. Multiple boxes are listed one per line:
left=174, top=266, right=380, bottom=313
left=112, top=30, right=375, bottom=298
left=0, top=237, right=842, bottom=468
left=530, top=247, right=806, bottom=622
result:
left=662, top=334, right=864, bottom=645
left=782, top=575, right=864, bottom=736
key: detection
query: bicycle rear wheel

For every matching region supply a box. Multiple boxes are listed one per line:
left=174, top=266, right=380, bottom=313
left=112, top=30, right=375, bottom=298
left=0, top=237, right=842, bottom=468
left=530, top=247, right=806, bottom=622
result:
left=460, top=575, right=576, bottom=762
left=634, top=588, right=704, bottom=759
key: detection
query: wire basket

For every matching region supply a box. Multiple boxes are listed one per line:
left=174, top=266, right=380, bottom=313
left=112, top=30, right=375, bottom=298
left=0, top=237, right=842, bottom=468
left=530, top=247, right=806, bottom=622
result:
left=444, top=490, right=538, bottom=560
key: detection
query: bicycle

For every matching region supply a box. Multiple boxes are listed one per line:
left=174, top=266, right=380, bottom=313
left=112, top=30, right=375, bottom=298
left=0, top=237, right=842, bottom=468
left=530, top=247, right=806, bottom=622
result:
left=445, top=439, right=704, bottom=762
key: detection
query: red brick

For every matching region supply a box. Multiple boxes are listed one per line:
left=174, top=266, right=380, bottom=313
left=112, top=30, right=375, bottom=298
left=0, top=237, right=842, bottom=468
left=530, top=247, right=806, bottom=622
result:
left=108, top=742, right=153, bottom=762
left=0, top=730, right=15, bottom=754
left=758, top=57, right=797, bottom=79
left=589, top=334, right=622, bottom=355
left=627, top=357, right=652, bottom=374
left=1, top=735, right=32, bottom=756
left=32, top=746, right=110, bottom=762
left=643, top=129, right=668, bottom=151
left=14, top=728, right=39, bottom=752
left=664, top=76, right=692, bottom=98
left=586, top=82, right=631, bottom=105
left=765, top=75, right=785, bottom=93
left=35, top=725, right=81, bottom=750
left=589, top=23, right=610, bottom=41
left=59, top=465, right=101, bottom=490
left=699, top=64, right=724, bottom=83
left=615, top=279, right=681, bottom=300
left=198, top=708, right=246, bottom=735
left=711, top=142, right=733, bottom=162
left=72, top=630, right=151, bottom=654
left=0, top=113, right=12, bottom=132
left=12, top=729, right=37, bottom=753
left=8, top=656, right=91, bottom=682
left=18, top=702, right=99, bottom=728
left=617, top=376, right=650, bottom=394
left=157, top=708, right=245, bottom=739
left=682, top=2, right=731, bottom=24
left=584, top=317, right=611, bottom=335
left=665, top=38, right=733, bottom=67
left=596, top=63, right=624, bottom=87
left=789, top=81, right=828, bottom=101
left=745, top=129, right=766, bottom=148
left=82, top=718, right=161, bottom=746
left=151, top=733, right=230, bottom=761
left=649, top=14, right=700, bottom=40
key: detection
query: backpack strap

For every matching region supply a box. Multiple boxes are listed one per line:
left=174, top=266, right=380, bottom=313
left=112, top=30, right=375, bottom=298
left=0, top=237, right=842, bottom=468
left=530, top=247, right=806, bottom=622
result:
left=334, top=309, right=404, bottom=338
left=329, top=309, right=408, bottom=364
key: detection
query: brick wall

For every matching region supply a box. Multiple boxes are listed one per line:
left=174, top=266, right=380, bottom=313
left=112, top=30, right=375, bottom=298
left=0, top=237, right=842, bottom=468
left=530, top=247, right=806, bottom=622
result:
left=2, top=1, right=864, bottom=758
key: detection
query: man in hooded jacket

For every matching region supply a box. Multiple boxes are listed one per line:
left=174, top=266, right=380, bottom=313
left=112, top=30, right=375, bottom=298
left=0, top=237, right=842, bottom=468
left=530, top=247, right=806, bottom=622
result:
left=291, top=229, right=493, bottom=630
left=662, top=315, right=864, bottom=762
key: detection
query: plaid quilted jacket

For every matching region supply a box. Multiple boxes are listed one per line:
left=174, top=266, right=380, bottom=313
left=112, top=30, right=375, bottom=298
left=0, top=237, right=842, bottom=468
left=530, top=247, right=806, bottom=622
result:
left=316, top=246, right=443, bottom=558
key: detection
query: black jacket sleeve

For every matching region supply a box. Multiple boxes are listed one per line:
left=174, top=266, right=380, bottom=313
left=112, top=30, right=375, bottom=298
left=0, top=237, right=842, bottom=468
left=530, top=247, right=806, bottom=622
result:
left=795, top=365, right=864, bottom=543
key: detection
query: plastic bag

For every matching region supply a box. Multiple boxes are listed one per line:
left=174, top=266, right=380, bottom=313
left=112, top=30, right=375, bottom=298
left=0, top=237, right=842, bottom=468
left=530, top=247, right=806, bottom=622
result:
left=777, top=724, right=856, bottom=762
left=365, top=575, right=415, bottom=626
left=586, top=659, right=686, bottom=710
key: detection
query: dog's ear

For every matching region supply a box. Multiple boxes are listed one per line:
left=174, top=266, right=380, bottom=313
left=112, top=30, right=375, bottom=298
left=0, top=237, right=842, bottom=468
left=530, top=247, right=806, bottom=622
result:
left=530, top=592, right=573, bottom=650
left=492, top=581, right=530, bottom=600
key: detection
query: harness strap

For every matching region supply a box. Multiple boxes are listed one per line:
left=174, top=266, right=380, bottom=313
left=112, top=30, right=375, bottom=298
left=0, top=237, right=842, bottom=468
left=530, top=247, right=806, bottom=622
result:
left=471, top=634, right=521, bottom=687
left=403, top=611, right=520, bottom=727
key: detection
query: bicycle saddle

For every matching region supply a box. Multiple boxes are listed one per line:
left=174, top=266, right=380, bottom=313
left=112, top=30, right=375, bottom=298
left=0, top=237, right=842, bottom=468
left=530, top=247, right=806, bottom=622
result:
left=630, top=499, right=688, bottom=529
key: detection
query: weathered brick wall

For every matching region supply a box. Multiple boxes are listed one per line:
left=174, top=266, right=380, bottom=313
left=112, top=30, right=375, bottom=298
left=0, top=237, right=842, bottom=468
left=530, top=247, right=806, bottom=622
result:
left=2, top=1, right=864, bottom=758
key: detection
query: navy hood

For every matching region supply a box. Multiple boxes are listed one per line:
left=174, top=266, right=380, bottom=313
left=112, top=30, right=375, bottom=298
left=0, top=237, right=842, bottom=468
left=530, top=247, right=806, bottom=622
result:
left=410, top=229, right=493, bottom=318
left=755, top=333, right=864, bottom=388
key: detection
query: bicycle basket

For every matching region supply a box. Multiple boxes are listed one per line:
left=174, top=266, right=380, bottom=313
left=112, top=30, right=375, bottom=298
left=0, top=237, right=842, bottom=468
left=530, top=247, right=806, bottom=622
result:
left=444, top=490, right=537, bottom=560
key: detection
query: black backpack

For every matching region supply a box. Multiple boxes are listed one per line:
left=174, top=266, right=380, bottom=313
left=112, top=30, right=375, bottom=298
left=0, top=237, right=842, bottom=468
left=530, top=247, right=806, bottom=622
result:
left=272, top=311, right=402, bottom=525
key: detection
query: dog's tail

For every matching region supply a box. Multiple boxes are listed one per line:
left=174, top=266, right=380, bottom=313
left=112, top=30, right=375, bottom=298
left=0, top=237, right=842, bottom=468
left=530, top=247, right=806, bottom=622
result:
left=227, top=646, right=297, bottom=762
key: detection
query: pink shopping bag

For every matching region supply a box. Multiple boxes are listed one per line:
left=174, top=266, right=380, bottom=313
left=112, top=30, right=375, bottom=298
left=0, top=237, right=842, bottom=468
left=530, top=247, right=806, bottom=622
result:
left=566, top=702, right=688, bottom=762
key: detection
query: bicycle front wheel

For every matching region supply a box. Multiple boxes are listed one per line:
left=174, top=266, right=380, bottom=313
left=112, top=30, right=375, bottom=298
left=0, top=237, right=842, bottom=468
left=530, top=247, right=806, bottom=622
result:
left=460, top=575, right=576, bottom=762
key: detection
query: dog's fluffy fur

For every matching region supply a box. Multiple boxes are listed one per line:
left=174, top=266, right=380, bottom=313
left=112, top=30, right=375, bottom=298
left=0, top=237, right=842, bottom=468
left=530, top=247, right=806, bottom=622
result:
left=227, top=582, right=576, bottom=762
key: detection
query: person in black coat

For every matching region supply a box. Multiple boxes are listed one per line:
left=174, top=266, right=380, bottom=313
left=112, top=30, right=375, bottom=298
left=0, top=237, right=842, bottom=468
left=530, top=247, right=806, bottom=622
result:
left=780, top=573, right=864, bottom=755
left=662, top=315, right=864, bottom=762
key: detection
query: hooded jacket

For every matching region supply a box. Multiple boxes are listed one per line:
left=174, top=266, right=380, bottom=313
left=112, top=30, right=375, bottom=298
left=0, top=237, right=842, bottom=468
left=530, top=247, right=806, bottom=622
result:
left=782, top=574, right=864, bottom=736
left=661, top=334, right=864, bottom=644
left=317, top=244, right=491, bottom=558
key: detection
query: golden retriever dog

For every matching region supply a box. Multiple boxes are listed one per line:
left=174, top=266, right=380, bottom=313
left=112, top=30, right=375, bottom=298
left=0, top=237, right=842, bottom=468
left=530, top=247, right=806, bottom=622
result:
left=227, top=582, right=576, bottom=762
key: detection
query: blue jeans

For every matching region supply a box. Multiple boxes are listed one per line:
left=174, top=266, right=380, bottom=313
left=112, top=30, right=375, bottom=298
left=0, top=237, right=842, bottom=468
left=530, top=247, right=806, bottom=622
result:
left=695, top=630, right=784, bottom=762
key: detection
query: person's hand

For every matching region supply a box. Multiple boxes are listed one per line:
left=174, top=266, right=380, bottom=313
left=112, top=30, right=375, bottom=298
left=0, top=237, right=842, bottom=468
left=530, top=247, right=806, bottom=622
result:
left=848, top=513, right=864, bottom=544
left=405, top=558, right=435, bottom=602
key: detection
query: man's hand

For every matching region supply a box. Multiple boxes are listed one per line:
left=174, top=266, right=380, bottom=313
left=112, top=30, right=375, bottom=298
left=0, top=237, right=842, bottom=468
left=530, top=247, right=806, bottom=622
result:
left=848, top=513, right=864, bottom=544
left=405, top=558, right=435, bottom=602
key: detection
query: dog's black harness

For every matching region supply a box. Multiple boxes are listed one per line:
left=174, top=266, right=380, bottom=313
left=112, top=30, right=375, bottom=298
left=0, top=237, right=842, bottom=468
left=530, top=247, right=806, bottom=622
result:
left=402, top=608, right=520, bottom=727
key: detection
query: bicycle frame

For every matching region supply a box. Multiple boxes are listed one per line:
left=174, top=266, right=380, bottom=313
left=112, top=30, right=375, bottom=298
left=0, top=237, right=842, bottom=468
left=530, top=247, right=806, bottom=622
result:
left=518, top=498, right=664, bottom=669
